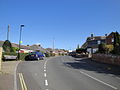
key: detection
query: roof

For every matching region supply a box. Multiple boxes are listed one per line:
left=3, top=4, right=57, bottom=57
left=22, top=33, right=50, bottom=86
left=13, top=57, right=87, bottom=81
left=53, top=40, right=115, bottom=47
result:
left=87, top=36, right=106, bottom=41
left=0, top=41, right=46, bottom=52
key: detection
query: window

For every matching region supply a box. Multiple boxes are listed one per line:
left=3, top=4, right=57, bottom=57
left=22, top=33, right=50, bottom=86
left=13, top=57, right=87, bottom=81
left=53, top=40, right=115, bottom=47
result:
left=112, top=38, right=114, bottom=42
left=97, top=40, right=101, bottom=44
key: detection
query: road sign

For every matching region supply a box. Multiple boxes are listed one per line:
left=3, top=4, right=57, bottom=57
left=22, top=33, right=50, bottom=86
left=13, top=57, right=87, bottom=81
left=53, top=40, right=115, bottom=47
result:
left=0, top=47, right=2, bottom=71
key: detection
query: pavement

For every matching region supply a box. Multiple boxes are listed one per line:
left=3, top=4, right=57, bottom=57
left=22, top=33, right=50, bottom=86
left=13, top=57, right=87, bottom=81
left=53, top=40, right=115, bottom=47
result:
left=0, top=61, right=20, bottom=90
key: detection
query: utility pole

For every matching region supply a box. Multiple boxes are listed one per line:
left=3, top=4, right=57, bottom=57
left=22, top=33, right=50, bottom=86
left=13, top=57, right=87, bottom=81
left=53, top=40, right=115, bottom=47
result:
left=0, top=47, right=2, bottom=71
left=7, top=25, right=10, bottom=40
left=53, top=38, right=55, bottom=52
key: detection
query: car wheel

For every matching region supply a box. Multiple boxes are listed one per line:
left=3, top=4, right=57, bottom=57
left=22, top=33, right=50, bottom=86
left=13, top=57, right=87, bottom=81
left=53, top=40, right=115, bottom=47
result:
left=25, top=56, right=29, bottom=61
left=37, top=58, right=40, bottom=60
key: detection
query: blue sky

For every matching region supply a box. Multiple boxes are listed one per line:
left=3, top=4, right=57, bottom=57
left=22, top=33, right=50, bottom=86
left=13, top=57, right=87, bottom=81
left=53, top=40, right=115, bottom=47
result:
left=0, top=0, right=120, bottom=50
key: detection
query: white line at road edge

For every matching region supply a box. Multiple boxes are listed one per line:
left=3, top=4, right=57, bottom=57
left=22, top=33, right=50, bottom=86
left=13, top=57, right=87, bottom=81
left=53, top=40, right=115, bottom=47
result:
left=14, top=61, right=21, bottom=90
left=80, top=71, right=118, bottom=90
left=116, top=77, right=120, bottom=80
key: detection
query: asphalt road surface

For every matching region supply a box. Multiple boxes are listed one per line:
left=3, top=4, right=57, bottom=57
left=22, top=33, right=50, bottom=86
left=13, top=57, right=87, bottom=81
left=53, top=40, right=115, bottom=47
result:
left=16, top=56, right=120, bottom=90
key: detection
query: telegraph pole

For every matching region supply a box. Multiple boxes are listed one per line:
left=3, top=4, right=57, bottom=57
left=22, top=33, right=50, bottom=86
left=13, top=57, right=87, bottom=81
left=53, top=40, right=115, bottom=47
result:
left=53, top=38, right=55, bottom=52
left=7, top=25, right=10, bottom=40
left=0, top=47, right=2, bottom=71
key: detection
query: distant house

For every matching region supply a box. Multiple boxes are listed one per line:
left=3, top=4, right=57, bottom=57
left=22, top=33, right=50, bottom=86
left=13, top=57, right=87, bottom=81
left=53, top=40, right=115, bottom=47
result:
left=0, top=41, right=46, bottom=53
left=81, top=34, right=107, bottom=53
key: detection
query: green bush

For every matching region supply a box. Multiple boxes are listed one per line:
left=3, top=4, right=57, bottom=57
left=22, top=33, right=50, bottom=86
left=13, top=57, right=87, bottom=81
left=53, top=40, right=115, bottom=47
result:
left=45, top=52, right=50, bottom=57
left=98, top=43, right=107, bottom=54
left=19, top=53, right=29, bottom=60
left=2, top=52, right=17, bottom=56
left=76, top=48, right=87, bottom=54
left=112, top=32, right=120, bottom=55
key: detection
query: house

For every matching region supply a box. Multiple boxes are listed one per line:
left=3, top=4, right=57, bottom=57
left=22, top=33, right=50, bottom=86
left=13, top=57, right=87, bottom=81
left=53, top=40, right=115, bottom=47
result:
left=106, top=32, right=115, bottom=45
left=0, top=41, right=46, bottom=53
left=81, top=34, right=107, bottom=53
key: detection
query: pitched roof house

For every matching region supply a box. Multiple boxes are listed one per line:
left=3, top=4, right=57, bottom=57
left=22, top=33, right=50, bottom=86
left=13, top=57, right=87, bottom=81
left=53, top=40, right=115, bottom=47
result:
left=81, top=34, right=107, bottom=53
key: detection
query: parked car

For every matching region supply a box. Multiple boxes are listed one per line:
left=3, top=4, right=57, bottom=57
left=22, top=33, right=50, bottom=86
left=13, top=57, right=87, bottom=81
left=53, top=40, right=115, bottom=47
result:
left=3, top=55, right=17, bottom=61
left=25, top=52, right=44, bottom=61
left=68, top=52, right=77, bottom=57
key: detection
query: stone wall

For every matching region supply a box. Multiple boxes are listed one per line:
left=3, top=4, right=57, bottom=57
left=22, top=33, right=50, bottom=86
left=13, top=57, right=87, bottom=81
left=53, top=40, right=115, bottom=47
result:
left=92, top=54, right=120, bottom=66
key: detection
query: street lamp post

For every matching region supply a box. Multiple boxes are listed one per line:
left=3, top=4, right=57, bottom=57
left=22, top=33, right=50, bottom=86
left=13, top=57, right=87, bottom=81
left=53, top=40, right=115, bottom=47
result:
left=18, top=25, right=24, bottom=60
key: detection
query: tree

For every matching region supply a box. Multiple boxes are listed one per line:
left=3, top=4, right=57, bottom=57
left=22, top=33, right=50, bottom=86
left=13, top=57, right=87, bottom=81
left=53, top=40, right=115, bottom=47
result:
left=98, top=43, right=107, bottom=54
left=106, top=45, right=113, bottom=53
left=76, top=48, right=87, bottom=54
left=12, top=47, right=19, bottom=52
left=113, top=31, right=120, bottom=54
left=77, top=44, right=80, bottom=49
left=2, top=40, right=14, bottom=52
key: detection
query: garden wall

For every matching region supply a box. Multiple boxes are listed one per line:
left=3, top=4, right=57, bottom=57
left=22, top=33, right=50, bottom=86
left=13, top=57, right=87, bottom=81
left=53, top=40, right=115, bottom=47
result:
left=92, top=54, right=120, bottom=66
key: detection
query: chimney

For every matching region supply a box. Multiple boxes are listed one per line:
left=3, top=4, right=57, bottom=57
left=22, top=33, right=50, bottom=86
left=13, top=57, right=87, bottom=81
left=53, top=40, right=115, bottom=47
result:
left=91, top=33, right=94, bottom=37
left=105, top=34, right=107, bottom=36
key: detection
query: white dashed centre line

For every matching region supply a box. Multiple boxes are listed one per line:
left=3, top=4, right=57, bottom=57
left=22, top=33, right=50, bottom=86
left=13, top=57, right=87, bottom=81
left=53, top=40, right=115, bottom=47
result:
left=45, top=80, right=48, bottom=86
left=44, top=60, right=50, bottom=90
left=44, top=73, right=47, bottom=77
left=44, top=66, right=46, bottom=69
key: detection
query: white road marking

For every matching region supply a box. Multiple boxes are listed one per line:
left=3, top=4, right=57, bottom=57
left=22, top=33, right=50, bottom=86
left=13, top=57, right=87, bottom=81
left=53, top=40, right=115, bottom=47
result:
left=44, top=60, right=48, bottom=67
left=44, top=66, right=46, bottom=69
left=14, top=61, right=20, bottom=90
left=44, top=64, right=46, bottom=67
left=116, top=77, right=120, bottom=80
left=44, top=60, right=49, bottom=89
left=44, top=73, right=47, bottom=77
left=80, top=71, right=118, bottom=90
left=45, top=80, right=48, bottom=86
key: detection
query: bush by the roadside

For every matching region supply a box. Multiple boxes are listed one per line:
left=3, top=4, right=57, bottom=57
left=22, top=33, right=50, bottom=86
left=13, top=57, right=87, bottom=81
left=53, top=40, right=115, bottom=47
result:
left=19, top=53, right=29, bottom=60
left=44, top=52, right=51, bottom=57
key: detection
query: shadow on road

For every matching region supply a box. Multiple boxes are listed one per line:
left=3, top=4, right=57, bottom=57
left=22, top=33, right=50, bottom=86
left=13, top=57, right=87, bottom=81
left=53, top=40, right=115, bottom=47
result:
left=64, top=58, right=120, bottom=76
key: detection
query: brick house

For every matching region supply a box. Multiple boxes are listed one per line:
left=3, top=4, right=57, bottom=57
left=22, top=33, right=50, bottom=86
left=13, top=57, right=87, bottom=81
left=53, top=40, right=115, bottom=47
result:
left=106, top=32, right=114, bottom=45
left=81, top=34, right=107, bottom=53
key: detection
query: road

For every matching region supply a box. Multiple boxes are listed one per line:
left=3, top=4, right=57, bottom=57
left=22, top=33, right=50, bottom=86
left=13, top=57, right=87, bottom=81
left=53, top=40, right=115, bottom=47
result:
left=16, top=56, right=120, bottom=90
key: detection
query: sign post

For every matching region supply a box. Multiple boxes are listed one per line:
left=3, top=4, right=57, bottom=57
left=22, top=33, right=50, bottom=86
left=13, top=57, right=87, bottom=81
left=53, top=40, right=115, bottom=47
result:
left=0, top=47, right=2, bottom=71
